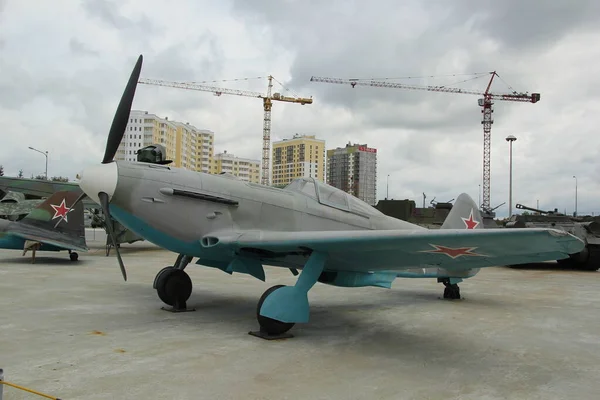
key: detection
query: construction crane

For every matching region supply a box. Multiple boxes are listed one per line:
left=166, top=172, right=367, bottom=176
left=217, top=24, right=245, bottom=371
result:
left=138, top=76, right=313, bottom=186
left=309, top=73, right=540, bottom=214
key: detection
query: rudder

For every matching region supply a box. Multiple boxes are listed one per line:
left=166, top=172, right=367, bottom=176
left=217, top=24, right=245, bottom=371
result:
left=441, top=193, right=483, bottom=230
left=21, top=191, right=86, bottom=239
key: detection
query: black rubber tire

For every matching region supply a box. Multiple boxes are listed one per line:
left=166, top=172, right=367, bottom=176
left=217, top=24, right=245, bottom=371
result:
left=153, top=266, right=175, bottom=289
left=578, top=246, right=600, bottom=271
left=69, top=252, right=78, bottom=262
left=156, top=268, right=192, bottom=306
left=163, top=269, right=193, bottom=306
left=257, top=285, right=295, bottom=336
left=557, top=258, right=575, bottom=268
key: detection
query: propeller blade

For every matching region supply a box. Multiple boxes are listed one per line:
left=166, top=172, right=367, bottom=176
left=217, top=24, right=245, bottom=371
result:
left=54, top=192, right=88, bottom=229
left=102, top=55, right=144, bottom=164
left=98, top=191, right=127, bottom=281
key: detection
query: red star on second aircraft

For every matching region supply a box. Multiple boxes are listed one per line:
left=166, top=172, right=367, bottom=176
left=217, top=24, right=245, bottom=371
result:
left=50, top=198, right=73, bottom=223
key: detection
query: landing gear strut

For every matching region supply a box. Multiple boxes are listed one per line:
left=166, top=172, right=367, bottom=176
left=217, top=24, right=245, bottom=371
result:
left=438, top=277, right=461, bottom=300
left=153, top=254, right=195, bottom=312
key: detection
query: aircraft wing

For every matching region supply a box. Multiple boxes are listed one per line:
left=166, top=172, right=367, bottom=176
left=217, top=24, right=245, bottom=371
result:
left=0, top=177, right=96, bottom=209
left=0, top=176, right=79, bottom=197
left=8, top=225, right=89, bottom=252
left=211, top=228, right=584, bottom=271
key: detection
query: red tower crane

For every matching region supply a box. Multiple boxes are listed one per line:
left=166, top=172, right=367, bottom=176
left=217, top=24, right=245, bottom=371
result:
left=309, top=72, right=540, bottom=214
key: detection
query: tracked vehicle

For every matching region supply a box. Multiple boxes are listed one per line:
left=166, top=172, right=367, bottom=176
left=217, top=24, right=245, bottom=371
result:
left=506, top=203, right=600, bottom=271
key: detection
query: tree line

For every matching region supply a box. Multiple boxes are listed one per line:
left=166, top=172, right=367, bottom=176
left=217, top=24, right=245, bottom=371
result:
left=0, top=165, right=69, bottom=182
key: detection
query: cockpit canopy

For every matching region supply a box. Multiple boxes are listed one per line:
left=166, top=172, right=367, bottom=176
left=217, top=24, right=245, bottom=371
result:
left=285, top=177, right=383, bottom=217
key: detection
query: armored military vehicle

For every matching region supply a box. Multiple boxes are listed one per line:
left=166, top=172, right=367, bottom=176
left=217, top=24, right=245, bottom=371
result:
left=375, top=198, right=453, bottom=228
left=505, top=203, right=600, bottom=271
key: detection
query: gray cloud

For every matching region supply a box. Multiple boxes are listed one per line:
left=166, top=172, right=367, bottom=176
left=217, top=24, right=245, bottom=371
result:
left=443, top=0, right=600, bottom=51
left=81, top=0, right=161, bottom=35
left=69, top=38, right=99, bottom=57
left=1, top=1, right=600, bottom=217
left=228, top=0, right=600, bottom=215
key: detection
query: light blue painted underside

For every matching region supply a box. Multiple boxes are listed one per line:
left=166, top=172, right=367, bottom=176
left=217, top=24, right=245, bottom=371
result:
left=110, top=205, right=584, bottom=276
left=0, top=233, right=64, bottom=252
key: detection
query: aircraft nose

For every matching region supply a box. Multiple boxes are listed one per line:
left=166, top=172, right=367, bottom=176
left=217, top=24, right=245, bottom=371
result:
left=79, top=162, right=118, bottom=205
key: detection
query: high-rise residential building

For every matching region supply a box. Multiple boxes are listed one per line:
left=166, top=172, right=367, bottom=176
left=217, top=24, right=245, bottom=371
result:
left=272, top=134, right=326, bottom=187
left=327, top=142, right=378, bottom=205
left=115, top=110, right=214, bottom=173
left=194, top=128, right=215, bottom=174
left=213, top=150, right=260, bottom=183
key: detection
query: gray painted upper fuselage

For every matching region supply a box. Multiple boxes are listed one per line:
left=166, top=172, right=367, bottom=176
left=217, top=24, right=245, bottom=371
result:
left=111, top=161, right=421, bottom=250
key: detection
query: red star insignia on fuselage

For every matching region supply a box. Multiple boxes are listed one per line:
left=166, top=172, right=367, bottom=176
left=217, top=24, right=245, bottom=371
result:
left=461, top=209, right=480, bottom=229
left=50, top=198, right=72, bottom=223
left=420, top=244, right=485, bottom=259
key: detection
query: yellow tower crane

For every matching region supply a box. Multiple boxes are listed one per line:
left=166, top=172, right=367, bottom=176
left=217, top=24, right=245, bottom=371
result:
left=138, top=76, right=313, bottom=186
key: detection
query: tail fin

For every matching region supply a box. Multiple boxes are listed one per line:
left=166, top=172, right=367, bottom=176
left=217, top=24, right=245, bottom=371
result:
left=21, top=190, right=86, bottom=239
left=441, top=193, right=484, bottom=230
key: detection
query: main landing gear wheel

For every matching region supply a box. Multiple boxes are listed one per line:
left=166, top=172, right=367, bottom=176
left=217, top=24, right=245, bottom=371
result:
left=154, top=267, right=195, bottom=312
left=250, top=285, right=295, bottom=340
left=69, top=251, right=78, bottom=261
left=440, top=278, right=461, bottom=300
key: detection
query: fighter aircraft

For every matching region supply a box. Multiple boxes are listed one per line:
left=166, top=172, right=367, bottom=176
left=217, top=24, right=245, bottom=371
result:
left=71, top=55, right=584, bottom=338
left=0, top=191, right=87, bottom=262
left=0, top=176, right=144, bottom=254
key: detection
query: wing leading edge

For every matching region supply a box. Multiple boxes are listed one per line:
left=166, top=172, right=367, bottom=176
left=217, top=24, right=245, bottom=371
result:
left=206, top=228, right=584, bottom=272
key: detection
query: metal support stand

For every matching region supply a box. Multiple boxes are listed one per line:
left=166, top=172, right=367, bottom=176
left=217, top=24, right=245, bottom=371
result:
left=248, top=330, right=294, bottom=340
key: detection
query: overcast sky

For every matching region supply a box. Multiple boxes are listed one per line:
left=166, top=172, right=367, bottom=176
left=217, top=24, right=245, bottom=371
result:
left=1, top=0, right=599, bottom=217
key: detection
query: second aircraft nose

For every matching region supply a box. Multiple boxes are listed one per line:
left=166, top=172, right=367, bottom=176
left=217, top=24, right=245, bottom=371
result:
left=79, top=162, right=119, bottom=205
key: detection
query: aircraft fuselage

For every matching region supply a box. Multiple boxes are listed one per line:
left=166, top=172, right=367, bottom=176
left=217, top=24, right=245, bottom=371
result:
left=84, top=161, right=422, bottom=263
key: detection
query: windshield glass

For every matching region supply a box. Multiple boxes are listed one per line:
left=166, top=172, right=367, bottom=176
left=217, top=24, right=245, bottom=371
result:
left=285, top=178, right=317, bottom=200
left=286, top=177, right=383, bottom=216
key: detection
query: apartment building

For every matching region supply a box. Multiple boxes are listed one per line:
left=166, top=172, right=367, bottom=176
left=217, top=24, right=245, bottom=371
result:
left=213, top=150, right=260, bottom=183
left=327, top=142, right=378, bottom=205
left=115, top=110, right=214, bottom=173
left=271, top=134, right=326, bottom=187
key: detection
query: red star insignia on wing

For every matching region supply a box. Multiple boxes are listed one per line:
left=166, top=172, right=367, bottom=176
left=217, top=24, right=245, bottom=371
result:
left=420, top=244, right=485, bottom=259
left=461, top=209, right=480, bottom=229
left=50, top=198, right=73, bottom=223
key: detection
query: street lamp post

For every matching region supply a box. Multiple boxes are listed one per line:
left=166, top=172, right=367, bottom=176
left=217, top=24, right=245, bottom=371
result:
left=573, top=175, right=578, bottom=217
left=386, top=174, right=390, bottom=199
left=28, top=146, right=48, bottom=180
left=506, top=135, right=517, bottom=217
